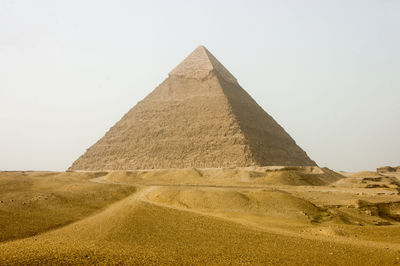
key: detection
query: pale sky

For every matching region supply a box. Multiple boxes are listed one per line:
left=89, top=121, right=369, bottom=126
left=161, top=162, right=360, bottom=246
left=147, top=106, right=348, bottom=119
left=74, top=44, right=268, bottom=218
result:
left=1, top=0, right=399, bottom=172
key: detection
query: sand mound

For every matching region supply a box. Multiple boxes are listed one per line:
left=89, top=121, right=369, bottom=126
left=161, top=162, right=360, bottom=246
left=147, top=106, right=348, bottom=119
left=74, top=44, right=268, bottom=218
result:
left=147, top=187, right=325, bottom=223
left=1, top=171, right=400, bottom=264
left=255, top=167, right=343, bottom=186
left=333, top=170, right=399, bottom=189
left=351, top=171, right=383, bottom=178
left=0, top=171, right=135, bottom=242
left=104, top=166, right=344, bottom=186
left=0, top=195, right=398, bottom=265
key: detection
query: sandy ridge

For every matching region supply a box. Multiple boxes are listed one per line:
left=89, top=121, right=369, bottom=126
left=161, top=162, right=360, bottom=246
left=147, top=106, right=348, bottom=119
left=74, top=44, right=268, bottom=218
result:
left=90, top=175, right=400, bottom=251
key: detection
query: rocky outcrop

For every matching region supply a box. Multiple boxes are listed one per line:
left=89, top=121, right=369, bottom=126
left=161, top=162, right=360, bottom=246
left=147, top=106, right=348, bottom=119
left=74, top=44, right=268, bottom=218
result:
left=377, top=166, right=400, bottom=173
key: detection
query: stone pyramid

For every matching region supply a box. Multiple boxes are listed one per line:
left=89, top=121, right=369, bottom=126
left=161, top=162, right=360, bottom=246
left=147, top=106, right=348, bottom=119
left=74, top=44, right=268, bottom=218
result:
left=69, top=46, right=316, bottom=170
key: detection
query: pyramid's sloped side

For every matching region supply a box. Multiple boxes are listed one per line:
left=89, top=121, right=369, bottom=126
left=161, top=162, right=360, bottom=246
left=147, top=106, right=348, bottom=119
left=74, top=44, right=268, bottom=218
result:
left=216, top=74, right=317, bottom=166
left=70, top=46, right=317, bottom=170
left=69, top=75, right=256, bottom=171
left=202, top=47, right=237, bottom=83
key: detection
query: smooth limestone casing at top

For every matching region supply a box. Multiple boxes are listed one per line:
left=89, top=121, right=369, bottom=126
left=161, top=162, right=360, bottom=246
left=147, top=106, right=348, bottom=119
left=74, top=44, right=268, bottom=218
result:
left=69, top=46, right=315, bottom=171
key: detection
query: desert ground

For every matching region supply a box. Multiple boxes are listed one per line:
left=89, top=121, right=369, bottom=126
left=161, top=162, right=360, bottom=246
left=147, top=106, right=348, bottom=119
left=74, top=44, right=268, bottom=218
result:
left=1, top=167, right=400, bottom=265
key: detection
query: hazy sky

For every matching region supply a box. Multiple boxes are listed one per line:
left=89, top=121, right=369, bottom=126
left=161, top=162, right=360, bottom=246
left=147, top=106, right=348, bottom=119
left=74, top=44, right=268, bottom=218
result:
left=1, top=0, right=399, bottom=172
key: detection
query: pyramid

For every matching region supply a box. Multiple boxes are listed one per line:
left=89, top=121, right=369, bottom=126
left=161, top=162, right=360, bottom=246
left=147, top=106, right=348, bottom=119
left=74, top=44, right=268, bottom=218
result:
left=69, top=46, right=316, bottom=170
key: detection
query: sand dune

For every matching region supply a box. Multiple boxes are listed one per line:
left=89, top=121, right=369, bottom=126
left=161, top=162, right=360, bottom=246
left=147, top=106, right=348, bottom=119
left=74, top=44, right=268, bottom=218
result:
left=104, top=166, right=344, bottom=186
left=1, top=170, right=400, bottom=264
left=146, top=187, right=324, bottom=223
left=0, top=171, right=135, bottom=242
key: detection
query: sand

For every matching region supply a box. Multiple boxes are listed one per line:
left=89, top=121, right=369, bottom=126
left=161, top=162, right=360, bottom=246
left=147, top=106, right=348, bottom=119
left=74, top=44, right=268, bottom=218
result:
left=1, top=169, right=400, bottom=265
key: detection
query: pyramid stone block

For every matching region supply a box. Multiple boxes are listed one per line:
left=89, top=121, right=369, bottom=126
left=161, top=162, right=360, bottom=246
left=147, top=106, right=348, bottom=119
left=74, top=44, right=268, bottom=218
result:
left=69, top=46, right=316, bottom=170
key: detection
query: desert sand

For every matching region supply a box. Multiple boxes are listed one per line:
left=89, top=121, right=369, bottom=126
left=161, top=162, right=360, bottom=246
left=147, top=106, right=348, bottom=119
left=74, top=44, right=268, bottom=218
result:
left=1, top=168, right=400, bottom=265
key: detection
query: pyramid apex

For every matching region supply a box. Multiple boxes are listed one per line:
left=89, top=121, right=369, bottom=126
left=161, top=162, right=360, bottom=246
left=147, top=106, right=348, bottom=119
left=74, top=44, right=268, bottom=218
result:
left=169, top=46, right=237, bottom=83
left=196, top=45, right=208, bottom=50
